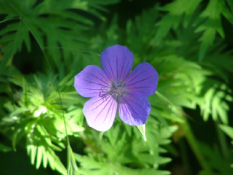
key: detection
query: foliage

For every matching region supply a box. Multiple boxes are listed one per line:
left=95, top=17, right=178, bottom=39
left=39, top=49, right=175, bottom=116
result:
left=0, top=0, right=233, bottom=175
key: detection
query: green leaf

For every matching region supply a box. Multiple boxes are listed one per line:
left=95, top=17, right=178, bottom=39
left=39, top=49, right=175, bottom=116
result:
left=219, top=125, right=233, bottom=140
left=137, top=124, right=147, bottom=141
left=198, top=142, right=233, bottom=175
left=68, top=145, right=79, bottom=175
left=75, top=154, right=170, bottom=175
left=154, top=0, right=202, bottom=44
left=0, top=0, right=108, bottom=69
left=0, top=143, right=12, bottom=152
left=195, top=0, right=231, bottom=60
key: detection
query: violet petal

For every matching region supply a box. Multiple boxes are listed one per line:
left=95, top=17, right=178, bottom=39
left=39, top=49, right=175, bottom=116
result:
left=125, top=62, right=158, bottom=98
left=83, top=95, right=117, bottom=131
left=118, top=95, right=151, bottom=126
left=101, top=45, right=133, bottom=82
left=74, top=65, right=110, bottom=98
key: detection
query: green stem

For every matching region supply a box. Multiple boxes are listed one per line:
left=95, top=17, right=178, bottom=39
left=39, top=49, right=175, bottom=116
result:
left=216, top=122, right=228, bottom=159
left=179, top=139, right=191, bottom=175
left=156, top=91, right=209, bottom=170
left=156, top=91, right=175, bottom=106
left=58, top=92, right=70, bottom=145
left=181, top=118, right=209, bottom=170
left=59, top=91, right=79, bottom=175
left=58, top=92, right=70, bottom=171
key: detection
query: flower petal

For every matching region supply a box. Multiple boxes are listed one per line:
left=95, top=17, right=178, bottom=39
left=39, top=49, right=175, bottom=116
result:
left=118, top=95, right=151, bottom=126
left=83, top=95, right=117, bottom=131
left=125, top=62, right=158, bottom=98
left=74, top=65, right=110, bottom=97
left=101, top=44, right=133, bottom=82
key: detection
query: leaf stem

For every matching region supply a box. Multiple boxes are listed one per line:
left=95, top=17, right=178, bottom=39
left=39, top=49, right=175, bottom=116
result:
left=156, top=91, right=210, bottom=170
left=181, top=118, right=209, bottom=170
left=59, top=91, right=70, bottom=145
left=58, top=91, right=70, bottom=172
left=216, top=122, right=229, bottom=159
left=59, top=91, right=79, bottom=175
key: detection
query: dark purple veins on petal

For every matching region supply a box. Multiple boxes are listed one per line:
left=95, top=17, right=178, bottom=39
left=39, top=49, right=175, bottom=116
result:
left=118, top=95, right=151, bottom=126
left=101, top=45, right=133, bottom=82
left=83, top=95, right=117, bottom=131
left=74, top=65, right=111, bottom=98
left=125, top=62, right=158, bottom=98
left=74, top=45, right=159, bottom=131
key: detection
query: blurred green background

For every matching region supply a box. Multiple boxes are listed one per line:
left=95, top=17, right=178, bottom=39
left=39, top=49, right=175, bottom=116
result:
left=0, top=0, right=233, bottom=175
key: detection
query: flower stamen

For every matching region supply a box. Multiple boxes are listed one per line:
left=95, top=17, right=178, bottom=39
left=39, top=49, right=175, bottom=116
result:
left=108, top=82, right=126, bottom=101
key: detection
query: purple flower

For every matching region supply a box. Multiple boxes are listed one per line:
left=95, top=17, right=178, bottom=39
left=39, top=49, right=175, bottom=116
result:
left=74, top=45, right=158, bottom=131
